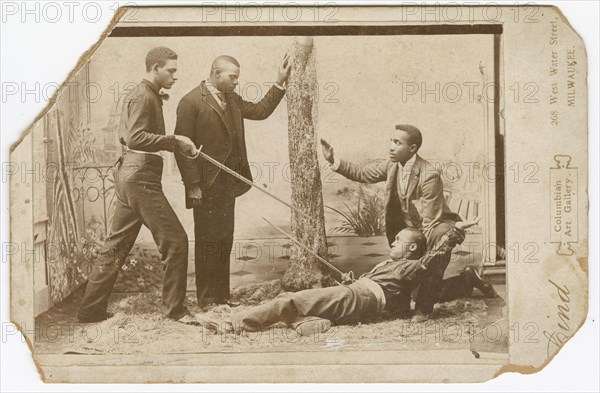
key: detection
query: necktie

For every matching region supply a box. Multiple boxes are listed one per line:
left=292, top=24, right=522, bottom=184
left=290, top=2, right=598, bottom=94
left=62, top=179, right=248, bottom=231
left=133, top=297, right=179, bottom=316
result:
left=217, top=92, right=226, bottom=109
left=399, top=164, right=407, bottom=195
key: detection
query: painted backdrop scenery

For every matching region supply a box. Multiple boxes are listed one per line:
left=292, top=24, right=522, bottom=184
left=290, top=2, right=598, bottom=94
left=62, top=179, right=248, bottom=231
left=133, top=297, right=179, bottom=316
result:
left=33, top=34, right=502, bottom=346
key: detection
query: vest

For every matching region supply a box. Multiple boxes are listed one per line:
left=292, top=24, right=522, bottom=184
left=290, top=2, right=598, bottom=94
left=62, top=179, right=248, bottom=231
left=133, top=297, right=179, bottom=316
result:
left=385, top=168, right=420, bottom=245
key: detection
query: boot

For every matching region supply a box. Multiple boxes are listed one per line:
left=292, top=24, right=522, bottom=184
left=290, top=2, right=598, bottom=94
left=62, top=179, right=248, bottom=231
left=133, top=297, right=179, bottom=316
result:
left=464, top=266, right=498, bottom=298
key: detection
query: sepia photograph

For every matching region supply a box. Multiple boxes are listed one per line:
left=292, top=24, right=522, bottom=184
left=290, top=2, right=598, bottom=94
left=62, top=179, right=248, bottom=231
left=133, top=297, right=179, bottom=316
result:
left=4, top=3, right=593, bottom=386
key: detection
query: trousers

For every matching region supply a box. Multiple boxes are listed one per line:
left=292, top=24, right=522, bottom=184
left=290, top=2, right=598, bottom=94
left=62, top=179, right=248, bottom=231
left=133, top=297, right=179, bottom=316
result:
left=232, top=280, right=379, bottom=331
left=192, top=184, right=236, bottom=304
left=415, top=222, right=456, bottom=314
left=78, top=151, right=189, bottom=321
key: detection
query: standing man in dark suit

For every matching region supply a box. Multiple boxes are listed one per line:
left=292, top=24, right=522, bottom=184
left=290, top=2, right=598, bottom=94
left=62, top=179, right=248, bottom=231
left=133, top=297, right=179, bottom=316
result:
left=78, top=47, right=198, bottom=324
left=175, top=55, right=291, bottom=307
left=321, top=125, right=462, bottom=322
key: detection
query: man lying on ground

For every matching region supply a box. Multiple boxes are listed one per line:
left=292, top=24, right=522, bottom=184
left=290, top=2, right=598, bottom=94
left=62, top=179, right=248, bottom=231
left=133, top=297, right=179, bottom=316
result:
left=196, top=217, right=497, bottom=335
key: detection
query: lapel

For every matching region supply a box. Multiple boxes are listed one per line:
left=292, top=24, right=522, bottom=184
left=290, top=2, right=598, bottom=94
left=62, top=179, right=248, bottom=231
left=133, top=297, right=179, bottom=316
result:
left=405, top=155, right=422, bottom=199
left=385, top=162, right=398, bottom=204
left=223, top=93, right=243, bottom=132
left=201, top=82, right=232, bottom=135
left=223, top=93, right=244, bottom=147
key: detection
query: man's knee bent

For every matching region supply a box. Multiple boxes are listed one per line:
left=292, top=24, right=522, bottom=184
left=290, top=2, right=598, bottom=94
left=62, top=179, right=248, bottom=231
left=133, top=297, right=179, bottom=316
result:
left=164, top=231, right=189, bottom=258
left=271, top=293, right=299, bottom=318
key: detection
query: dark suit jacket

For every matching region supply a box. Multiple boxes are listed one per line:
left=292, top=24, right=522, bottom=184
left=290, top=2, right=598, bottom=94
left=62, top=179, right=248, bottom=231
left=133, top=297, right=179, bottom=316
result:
left=337, top=155, right=460, bottom=244
left=174, top=81, right=285, bottom=207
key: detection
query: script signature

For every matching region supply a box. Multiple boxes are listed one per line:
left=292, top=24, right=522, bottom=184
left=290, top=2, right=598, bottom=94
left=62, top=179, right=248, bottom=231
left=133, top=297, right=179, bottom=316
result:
left=543, top=279, right=571, bottom=358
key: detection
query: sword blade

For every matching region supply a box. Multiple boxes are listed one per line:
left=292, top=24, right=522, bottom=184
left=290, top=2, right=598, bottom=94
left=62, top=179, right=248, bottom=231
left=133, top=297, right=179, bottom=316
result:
left=195, top=150, right=313, bottom=221
left=261, top=216, right=344, bottom=279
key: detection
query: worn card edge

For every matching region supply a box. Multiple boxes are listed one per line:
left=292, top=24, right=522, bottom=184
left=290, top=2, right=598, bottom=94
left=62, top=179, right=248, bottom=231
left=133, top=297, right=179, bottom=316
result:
left=6, top=4, right=589, bottom=383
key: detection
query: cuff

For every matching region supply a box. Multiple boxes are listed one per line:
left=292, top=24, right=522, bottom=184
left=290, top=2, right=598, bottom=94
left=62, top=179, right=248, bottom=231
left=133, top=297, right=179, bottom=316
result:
left=449, top=227, right=466, bottom=244
left=165, top=134, right=177, bottom=152
left=274, top=82, right=286, bottom=91
left=329, top=156, right=341, bottom=171
left=452, top=226, right=465, bottom=235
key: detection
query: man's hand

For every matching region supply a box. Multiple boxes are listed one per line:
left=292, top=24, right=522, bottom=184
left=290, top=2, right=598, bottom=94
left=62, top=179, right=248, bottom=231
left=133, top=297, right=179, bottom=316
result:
left=456, top=216, right=480, bottom=231
left=320, top=138, right=335, bottom=164
left=187, top=183, right=203, bottom=208
left=276, top=52, right=292, bottom=86
left=174, top=135, right=197, bottom=158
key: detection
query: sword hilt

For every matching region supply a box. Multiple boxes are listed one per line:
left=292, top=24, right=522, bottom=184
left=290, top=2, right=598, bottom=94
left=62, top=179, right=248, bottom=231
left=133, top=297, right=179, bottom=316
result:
left=180, top=144, right=203, bottom=160
left=341, top=271, right=355, bottom=285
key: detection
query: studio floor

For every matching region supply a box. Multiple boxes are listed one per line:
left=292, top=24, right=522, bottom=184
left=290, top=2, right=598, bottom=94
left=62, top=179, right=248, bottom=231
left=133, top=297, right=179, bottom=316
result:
left=34, top=234, right=507, bottom=356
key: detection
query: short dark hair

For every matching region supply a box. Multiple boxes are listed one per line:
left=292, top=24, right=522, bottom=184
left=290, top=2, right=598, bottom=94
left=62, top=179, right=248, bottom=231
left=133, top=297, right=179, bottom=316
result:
left=395, top=124, right=422, bottom=150
left=399, top=227, right=427, bottom=258
left=211, top=55, right=241, bottom=74
left=145, top=47, right=178, bottom=72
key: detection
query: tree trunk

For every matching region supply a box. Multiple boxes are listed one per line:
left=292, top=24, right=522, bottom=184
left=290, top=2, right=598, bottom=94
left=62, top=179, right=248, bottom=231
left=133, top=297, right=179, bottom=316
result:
left=282, top=38, right=335, bottom=291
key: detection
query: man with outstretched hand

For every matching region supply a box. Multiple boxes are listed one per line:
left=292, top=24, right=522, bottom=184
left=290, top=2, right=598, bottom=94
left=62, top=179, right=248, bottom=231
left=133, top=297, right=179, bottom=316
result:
left=174, top=54, right=291, bottom=308
left=320, top=125, right=465, bottom=322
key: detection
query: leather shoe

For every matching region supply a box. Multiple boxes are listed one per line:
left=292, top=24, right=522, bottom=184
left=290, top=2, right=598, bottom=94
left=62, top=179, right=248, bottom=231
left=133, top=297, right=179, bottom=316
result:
left=194, top=314, right=238, bottom=334
left=411, top=310, right=429, bottom=323
left=198, top=297, right=217, bottom=308
left=464, top=266, right=498, bottom=298
left=294, top=318, right=332, bottom=337
left=175, top=314, right=201, bottom=326
left=215, top=299, right=241, bottom=308
left=193, top=314, right=222, bottom=332
left=77, top=311, right=113, bottom=323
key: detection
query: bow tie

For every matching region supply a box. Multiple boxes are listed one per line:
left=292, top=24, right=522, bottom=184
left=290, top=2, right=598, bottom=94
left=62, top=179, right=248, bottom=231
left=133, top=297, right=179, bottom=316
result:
left=159, top=93, right=170, bottom=101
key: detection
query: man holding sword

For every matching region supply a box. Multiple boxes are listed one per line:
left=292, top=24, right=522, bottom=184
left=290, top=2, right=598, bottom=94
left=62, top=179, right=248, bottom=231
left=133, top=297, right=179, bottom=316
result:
left=78, top=47, right=199, bottom=324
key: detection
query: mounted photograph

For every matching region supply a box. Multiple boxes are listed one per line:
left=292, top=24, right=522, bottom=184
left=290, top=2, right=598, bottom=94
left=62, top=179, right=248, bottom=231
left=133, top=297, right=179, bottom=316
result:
left=9, top=4, right=588, bottom=383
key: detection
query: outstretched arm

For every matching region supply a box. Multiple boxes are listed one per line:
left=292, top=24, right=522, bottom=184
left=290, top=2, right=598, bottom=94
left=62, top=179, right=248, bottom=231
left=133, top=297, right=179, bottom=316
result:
left=393, top=217, right=480, bottom=286
left=321, top=138, right=388, bottom=184
left=239, top=53, right=291, bottom=120
left=420, top=217, right=481, bottom=270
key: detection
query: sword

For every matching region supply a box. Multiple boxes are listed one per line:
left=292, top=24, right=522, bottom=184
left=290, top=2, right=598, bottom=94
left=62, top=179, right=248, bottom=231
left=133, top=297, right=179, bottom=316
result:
left=183, top=147, right=355, bottom=283
left=261, top=216, right=355, bottom=285
left=182, top=145, right=313, bottom=221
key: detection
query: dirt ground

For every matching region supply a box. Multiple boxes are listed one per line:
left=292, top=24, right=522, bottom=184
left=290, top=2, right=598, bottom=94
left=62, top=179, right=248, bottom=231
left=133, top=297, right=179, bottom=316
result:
left=35, top=279, right=507, bottom=355
left=34, top=233, right=507, bottom=355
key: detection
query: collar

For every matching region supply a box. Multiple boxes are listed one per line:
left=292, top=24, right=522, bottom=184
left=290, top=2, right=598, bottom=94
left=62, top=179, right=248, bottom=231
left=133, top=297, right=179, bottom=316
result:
left=398, top=153, right=417, bottom=170
left=142, top=79, right=169, bottom=101
left=204, top=81, right=225, bottom=99
left=204, top=81, right=219, bottom=94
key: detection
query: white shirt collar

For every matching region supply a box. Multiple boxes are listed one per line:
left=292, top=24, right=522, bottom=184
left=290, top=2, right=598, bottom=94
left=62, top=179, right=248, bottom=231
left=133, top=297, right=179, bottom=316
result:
left=205, top=81, right=226, bottom=108
left=205, top=81, right=218, bottom=94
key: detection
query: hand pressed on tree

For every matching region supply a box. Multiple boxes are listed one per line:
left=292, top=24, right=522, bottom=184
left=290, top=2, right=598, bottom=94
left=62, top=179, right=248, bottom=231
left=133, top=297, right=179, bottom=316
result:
left=320, top=138, right=335, bottom=164
left=276, top=52, right=292, bottom=86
